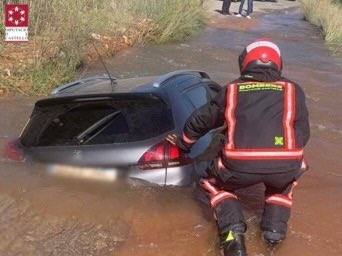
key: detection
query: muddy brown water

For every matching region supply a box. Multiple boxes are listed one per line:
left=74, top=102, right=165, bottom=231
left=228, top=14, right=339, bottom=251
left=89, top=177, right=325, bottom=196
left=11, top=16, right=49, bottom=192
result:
left=1, top=7, right=342, bottom=256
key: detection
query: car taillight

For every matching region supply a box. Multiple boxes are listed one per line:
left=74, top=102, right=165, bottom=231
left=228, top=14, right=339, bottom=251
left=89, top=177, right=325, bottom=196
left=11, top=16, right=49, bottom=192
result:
left=138, top=141, right=190, bottom=170
left=3, top=139, right=24, bottom=162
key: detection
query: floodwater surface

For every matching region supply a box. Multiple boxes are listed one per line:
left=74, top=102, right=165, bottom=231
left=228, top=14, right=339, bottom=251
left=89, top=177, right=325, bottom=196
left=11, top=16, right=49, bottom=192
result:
left=1, top=6, right=342, bottom=256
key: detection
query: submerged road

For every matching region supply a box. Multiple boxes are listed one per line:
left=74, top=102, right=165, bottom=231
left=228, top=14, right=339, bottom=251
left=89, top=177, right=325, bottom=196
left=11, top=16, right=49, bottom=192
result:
left=1, top=1, right=342, bottom=255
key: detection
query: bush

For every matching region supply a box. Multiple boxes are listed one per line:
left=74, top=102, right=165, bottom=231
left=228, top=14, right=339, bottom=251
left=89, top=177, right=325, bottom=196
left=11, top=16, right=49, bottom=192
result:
left=300, top=0, right=342, bottom=49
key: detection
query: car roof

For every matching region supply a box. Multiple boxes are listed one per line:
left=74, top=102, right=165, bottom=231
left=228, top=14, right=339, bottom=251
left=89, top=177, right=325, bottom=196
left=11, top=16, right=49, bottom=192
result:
left=35, top=92, right=165, bottom=108
left=49, top=75, right=156, bottom=96
left=50, top=70, right=211, bottom=98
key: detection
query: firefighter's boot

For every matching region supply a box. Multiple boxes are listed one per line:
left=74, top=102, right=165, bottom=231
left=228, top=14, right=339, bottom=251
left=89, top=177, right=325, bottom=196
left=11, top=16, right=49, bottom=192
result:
left=221, top=230, right=247, bottom=256
left=262, top=230, right=285, bottom=248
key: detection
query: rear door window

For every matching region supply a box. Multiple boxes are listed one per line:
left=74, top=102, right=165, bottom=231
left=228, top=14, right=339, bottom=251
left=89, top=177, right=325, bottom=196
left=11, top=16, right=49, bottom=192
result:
left=21, top=96, right=173, bottom=147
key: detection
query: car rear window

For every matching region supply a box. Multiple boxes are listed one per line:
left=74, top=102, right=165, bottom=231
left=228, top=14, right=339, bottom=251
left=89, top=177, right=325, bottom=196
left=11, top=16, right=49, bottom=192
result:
left=21, top=95, right=173, bottom=147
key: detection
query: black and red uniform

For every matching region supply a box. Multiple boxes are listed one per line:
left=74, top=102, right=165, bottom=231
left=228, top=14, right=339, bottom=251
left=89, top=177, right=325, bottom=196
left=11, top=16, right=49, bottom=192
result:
left=177, top=58, right=310, bottom=242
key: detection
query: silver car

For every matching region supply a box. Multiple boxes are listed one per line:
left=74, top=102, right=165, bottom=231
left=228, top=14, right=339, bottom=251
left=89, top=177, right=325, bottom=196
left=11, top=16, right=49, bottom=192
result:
left=6, top=70, right=223, bottom=186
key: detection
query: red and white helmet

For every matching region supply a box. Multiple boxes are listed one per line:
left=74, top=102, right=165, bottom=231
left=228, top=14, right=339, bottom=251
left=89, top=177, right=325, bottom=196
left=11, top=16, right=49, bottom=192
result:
left=239, top=39, right=282, bottom=74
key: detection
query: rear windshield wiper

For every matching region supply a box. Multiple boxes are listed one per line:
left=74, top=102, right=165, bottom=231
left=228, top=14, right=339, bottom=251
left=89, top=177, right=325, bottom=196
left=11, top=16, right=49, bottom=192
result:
left=75, top=111, right=121, bottom=145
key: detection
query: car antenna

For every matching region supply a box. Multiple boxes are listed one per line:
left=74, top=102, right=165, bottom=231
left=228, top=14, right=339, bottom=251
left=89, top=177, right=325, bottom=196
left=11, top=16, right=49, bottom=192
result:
left=92, top=41, right=116, bottom=93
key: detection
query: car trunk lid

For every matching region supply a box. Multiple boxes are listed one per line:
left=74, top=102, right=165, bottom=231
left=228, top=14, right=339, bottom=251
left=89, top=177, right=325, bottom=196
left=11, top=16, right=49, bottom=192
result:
left=20, top=93, right=174, bottom=167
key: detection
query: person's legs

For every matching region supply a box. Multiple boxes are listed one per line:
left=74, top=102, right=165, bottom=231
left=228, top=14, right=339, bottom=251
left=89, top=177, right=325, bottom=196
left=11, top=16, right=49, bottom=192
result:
left=261, top=170, right=302, bottom=246
left=197, top=159, right=261, bottom=255
left=247, top=0, right=254, bottom=15
left=199, top=177, right=247, bottom=256
left=222, top=0, right=232, bottom=14
left=238, top=0, right=246, bottom=15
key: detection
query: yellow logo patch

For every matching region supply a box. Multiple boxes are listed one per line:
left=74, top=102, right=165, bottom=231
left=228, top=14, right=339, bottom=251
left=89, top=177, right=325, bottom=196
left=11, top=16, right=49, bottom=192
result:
left=274, top=136, right=284, bottom=146
left=224, top=231, right=235, bottom=242
left=239, top=83, right=283, bottom=92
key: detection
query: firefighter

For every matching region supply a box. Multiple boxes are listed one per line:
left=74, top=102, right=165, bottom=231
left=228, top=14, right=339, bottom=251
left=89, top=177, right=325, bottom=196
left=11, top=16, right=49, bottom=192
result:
left=167, top=39, right=310, bottom=256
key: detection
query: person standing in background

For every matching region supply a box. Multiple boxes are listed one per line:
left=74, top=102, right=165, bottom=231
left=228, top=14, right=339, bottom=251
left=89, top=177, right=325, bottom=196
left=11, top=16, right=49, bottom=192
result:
left=222, top=0, right=232, bottom=15
left=236, top=0, right=254, bottom=19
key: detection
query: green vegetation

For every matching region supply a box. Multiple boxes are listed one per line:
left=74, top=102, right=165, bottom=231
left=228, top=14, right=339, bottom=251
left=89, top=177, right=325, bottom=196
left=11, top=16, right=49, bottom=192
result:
left=0, top=0, right=204, bottom=95
left=300, top=0, right=342, bottom=51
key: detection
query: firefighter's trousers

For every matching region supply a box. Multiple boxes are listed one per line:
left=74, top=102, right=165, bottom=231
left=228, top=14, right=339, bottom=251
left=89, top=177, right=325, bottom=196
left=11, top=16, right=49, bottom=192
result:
left=198, top=163, right=302, bottom=236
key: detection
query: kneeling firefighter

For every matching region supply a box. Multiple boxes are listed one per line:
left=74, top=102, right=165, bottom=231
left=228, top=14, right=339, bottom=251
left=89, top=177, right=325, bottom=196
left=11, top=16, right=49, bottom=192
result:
left=167, top=40, right=310, bottom=255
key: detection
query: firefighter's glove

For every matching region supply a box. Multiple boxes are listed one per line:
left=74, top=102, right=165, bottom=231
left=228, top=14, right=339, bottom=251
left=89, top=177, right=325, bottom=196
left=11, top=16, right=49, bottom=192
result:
left=166, top=134, right=191, bottom=153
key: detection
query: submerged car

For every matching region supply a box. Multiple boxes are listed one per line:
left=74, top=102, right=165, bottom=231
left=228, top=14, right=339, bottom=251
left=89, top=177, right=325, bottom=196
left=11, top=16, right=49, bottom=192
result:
left=5, top=70, right=224, bottom=186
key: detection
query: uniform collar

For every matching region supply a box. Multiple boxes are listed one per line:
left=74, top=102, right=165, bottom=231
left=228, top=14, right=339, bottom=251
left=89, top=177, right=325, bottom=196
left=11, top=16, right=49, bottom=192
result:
left=240, top=67, right=282, bottom=82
